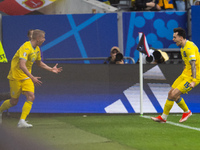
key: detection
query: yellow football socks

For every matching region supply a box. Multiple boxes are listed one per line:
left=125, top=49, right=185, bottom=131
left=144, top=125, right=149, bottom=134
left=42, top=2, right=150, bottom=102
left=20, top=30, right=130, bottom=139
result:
left=163, top=99, right=174, bottom=115
left=162, top=98, right=189, bottom=120
left=176, top=97, right=189, bottom=112
left=20, top=101, right=33, bottom=120
left=0, top=99, right=12, bottom=113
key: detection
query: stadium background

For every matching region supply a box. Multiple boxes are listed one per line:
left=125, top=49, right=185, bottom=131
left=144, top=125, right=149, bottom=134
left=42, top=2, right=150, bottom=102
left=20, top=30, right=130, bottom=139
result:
left=3, top=12, right=187, bottom=63
left=0, top=1, right=200, bottom=114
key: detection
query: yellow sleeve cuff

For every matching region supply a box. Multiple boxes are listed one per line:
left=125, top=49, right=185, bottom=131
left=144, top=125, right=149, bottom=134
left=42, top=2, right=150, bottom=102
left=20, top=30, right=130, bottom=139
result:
left=192, top=78, right=197, bottom=82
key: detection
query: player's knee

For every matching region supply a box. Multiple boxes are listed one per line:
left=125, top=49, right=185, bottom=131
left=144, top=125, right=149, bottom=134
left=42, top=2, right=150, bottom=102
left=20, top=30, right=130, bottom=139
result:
left=168, top=92, right=178, bottom=101
left=10, top=98, right=19, bottom=106
left=27, top=94, right=35, bottom=102
left=168, top=91, right=172, bottom=99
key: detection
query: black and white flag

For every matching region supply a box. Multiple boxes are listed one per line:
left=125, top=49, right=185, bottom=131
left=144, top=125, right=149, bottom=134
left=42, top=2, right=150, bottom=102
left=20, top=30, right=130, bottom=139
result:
left=136, top=33, right=150, bottom=57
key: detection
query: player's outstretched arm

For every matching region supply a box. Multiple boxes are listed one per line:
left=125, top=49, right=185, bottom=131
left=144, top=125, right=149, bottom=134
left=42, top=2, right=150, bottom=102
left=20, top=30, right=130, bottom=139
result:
left=51, top=63, right=63, bottom=74
left=36, top=61, right=63, bottom=74
left=20, top=59, right=42, bottom=86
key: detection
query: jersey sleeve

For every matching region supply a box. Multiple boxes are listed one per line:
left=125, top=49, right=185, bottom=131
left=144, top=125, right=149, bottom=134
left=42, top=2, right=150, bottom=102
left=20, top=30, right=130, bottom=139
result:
left=18, top=44, right=30, bottom=61
left=187, top=44, right=197, bottom=61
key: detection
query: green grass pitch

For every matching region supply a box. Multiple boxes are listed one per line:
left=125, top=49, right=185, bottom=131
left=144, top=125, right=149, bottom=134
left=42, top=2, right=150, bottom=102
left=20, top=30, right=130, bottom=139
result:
left=2, top=113, right=200, bottom=150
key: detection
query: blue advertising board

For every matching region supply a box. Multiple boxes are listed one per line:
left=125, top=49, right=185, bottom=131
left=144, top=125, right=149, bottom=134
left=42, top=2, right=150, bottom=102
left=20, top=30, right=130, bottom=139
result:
left=191, top=6, right=200, bottom=50
left=122, top=11, right=187, bottom=63
left=1, top=64, right=200, bottom=114
left=2, top=13, right=118, bottom=64
left=2, top=12, right=188, bottom=64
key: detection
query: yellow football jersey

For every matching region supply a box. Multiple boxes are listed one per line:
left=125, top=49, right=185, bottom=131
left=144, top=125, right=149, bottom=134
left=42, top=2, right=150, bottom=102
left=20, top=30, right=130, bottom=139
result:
left=7, top=41, right=41, bottom=80
left=181, top=40, right=200, bottom=79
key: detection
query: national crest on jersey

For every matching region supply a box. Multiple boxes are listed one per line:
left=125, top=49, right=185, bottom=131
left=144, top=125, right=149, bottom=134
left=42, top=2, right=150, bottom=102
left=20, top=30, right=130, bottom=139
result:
left=29, top=52, right=37, bottom=62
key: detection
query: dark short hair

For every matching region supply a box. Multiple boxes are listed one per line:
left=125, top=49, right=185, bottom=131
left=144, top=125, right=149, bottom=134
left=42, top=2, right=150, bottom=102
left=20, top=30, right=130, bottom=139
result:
left=27, top=29, right=34, bottom=40
left=173, top=27, right=186, bottom=39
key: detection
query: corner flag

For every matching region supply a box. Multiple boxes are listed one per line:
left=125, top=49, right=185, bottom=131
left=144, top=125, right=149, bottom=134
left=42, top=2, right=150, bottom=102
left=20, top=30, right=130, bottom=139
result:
left=136, top=32, right=150, bottom=116
left=0, top=41, right=8, bottom=63
left=136, top=33, right=150, bottom=57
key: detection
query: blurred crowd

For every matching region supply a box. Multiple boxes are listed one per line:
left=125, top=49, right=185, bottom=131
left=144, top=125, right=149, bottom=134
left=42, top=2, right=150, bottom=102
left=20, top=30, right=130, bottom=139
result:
left=98, top=0, right=200, bottom=11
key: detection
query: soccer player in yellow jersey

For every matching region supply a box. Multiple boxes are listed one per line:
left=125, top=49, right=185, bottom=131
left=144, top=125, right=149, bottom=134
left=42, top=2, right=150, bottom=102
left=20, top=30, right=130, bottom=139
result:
left=151, top=27, right=200, bottom=123
left=0, top=29, right=34, bottom=120
left=0, top=29, right=62, bottom=127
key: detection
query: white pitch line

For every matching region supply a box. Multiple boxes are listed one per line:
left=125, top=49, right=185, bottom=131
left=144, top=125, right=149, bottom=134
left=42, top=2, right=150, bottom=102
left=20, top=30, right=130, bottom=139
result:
left=142, top=115, right=200, bottom=131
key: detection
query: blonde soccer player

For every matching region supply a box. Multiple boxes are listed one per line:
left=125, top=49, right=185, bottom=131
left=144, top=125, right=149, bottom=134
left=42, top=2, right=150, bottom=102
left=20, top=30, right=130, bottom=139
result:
left=0, top=29, right=62, bottom=127
left=151, top=27, right=200, bottom=123
left=0, top=30, right=34, bottom=106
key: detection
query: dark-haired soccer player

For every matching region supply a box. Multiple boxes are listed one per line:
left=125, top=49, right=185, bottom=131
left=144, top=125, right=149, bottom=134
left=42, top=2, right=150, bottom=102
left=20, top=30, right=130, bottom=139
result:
left=0, top=29, right=62, bottom=127
left=27, top=29, right=34, bottom=41
left=151, top=27, right=200, bottom=123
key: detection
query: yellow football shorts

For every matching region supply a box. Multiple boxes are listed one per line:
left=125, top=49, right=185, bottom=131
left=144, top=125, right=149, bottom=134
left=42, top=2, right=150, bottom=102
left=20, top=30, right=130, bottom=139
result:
left=9, top=78, right=34, bottom=98
left=172, top=74, right=200, bottom=94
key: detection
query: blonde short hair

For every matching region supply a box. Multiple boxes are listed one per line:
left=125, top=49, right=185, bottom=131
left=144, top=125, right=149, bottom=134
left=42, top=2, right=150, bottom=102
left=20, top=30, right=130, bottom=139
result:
left=32, top=29, right=45, bottom=40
